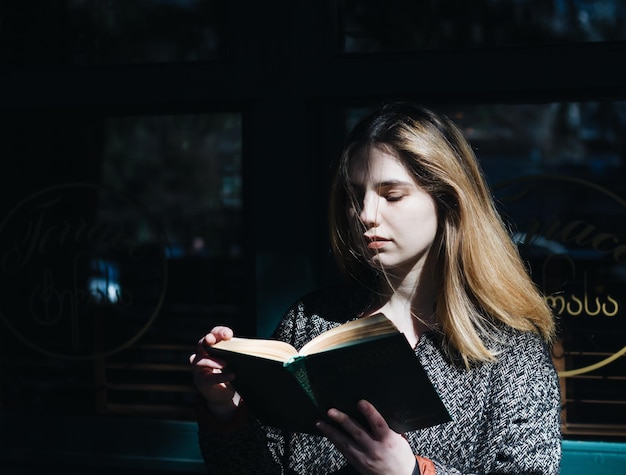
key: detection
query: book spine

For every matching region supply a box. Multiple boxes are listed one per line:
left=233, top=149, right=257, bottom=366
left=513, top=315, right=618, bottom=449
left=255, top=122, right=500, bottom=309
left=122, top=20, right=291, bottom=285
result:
left=284, top=356, right=320, bottom=410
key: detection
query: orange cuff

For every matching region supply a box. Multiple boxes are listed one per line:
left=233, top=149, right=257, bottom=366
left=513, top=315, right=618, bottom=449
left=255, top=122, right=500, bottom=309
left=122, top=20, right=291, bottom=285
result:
left=415, top=456, right=436, bottom=475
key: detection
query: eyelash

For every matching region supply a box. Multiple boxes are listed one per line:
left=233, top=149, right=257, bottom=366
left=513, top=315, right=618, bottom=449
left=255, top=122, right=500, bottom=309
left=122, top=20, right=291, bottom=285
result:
left=351, top=191, right=404, bottom=208
left=385, top=194, right=403, bottom=202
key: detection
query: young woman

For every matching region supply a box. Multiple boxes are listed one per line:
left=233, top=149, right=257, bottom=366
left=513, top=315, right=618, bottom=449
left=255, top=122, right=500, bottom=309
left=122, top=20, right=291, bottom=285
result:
left=190, top=103, right=561, bottom=474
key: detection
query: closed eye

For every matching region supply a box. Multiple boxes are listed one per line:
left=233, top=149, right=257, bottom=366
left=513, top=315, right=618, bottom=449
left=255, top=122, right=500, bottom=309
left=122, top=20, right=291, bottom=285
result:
left=378, top=182, right=411, bottom=203
left=385, top=194, right=404, bottom=202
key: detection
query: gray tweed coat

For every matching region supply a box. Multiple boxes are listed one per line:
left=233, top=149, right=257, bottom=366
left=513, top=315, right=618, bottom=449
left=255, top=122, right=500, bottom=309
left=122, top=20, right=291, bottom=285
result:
left=197, top=285, right=562, bottom=474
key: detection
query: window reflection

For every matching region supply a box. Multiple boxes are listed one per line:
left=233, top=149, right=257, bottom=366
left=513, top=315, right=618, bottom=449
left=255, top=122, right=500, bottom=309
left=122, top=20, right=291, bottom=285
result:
left=348, top=102, right=626, bottom=183
left=341, top=0, right=626, bottom=53
left=88, top=259, right=121, bottom=305
left=0, top=111, right=243, bottom=419
left=0, top=0, right=226, bottom=66
left=101, top=114, right=242, bottom=259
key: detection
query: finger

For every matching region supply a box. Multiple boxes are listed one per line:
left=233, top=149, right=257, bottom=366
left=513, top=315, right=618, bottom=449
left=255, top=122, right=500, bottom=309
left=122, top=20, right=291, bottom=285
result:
left=315, top=418, right=363, bottom=456
left=211, top=326, right=234, bottom=340
left=197, top=326, right=234, bottom=348
left=189, top=352, right=228, bottom=369
left=191, top=363, right=235, bottom=384
left=356, top=399, right=391, bottom=440
left=325, top=408, right=372, bottom=450
left=201, top=371, right=235, bottom=385
left=316, top=416, right=375, bottom=473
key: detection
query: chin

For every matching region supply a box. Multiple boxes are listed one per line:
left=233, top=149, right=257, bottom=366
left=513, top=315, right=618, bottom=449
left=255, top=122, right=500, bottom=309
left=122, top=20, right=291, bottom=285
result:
left=369, top=257, right=396, bottom=270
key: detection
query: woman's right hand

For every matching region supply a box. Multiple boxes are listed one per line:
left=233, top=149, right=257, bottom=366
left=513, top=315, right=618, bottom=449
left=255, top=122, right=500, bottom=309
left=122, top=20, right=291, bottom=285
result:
left=190, top=326, right=240, bottom=420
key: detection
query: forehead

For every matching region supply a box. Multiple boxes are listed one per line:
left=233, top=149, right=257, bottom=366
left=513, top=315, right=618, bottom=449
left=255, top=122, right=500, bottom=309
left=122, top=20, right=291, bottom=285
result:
left=349, top=145, right=413, bottom=184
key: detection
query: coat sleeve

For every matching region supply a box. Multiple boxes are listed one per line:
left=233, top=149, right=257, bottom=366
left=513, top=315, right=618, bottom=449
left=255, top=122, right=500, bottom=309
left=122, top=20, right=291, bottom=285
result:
left=195, top=393, right=285, bottom=475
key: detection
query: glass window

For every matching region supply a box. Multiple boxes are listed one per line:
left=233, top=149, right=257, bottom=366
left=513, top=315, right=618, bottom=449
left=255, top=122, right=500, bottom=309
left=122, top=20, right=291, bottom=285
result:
left=340, top=0, right=626, bottom=53
left=0, top=0, right=227, bottom=66
left=102, top=114, right=242, bottom=260
left=348, top=101, right=626, bottom=438
left=0, top=111, right=244, bottom=420
left=447, top=101, right=626, bottom=439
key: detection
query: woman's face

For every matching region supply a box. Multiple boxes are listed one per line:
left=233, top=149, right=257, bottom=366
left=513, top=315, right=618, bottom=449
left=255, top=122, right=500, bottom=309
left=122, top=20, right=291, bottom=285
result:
left=348, top=145, right=438, bottom=275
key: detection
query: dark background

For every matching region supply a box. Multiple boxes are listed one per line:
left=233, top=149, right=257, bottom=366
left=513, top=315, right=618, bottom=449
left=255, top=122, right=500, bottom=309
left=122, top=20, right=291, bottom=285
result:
left=1, top=1, right=626, bottom=473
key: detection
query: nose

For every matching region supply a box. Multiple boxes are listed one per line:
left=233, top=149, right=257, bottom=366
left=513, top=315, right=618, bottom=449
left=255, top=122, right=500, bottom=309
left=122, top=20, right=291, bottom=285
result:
left=359, top=194, right=380, bottom=228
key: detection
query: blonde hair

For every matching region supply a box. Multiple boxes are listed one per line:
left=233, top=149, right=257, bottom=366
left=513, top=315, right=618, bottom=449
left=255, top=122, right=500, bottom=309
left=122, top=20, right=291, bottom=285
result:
left=329, top=103, right=555, bottom=366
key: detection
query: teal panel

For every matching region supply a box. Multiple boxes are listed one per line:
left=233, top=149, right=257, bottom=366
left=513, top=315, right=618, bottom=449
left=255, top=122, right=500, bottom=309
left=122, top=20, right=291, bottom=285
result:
left=256, top=252, right=315, bottom=337
left=562, top=440, right=626, bottom=475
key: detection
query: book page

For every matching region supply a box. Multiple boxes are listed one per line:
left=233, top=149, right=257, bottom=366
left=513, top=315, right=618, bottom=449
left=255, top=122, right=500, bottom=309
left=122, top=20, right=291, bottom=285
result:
left=212, top=337, right=299, bottom=362
left=299, top=313, right=398, bottom=356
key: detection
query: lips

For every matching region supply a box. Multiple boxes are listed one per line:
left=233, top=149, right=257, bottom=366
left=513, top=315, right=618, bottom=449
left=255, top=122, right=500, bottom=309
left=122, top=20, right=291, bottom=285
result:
left=365, top=236, right=390, bottom=250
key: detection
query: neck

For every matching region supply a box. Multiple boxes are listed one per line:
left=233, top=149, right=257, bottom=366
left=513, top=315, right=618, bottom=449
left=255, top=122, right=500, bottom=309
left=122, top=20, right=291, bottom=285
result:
left=374, top=263, right=438, bottom=347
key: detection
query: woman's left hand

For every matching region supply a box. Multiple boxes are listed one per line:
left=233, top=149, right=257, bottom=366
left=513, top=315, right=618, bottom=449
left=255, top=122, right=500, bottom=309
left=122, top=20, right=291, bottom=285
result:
left=315, top=399, right=417, bottom=475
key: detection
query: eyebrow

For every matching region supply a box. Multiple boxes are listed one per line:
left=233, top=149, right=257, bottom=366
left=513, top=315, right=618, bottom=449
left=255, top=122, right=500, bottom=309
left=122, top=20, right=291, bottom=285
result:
left=349, top=180, right=414, bottom=189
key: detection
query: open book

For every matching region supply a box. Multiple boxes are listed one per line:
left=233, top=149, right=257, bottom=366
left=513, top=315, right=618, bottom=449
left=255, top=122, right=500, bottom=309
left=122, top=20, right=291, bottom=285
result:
left=205, top=313, right=451, bottom=434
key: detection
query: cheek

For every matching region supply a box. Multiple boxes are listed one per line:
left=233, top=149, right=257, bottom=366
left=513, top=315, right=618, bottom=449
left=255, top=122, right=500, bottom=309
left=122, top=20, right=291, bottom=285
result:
left=424, top=213, right=439, bottom=240
left=403, top=206, right=438, bottom=242
left=420, top=199, right=439, bottom=232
